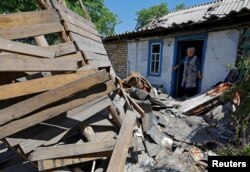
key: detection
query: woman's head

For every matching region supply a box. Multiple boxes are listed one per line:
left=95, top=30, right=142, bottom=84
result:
left=187, top=47, right=196, bottom=57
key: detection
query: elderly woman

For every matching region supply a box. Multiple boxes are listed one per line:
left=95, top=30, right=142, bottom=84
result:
left=173, top=47, right=202, bottom=97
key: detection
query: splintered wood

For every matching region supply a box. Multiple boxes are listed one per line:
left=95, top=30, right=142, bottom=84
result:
left=0, top=1, right=140, bottom=171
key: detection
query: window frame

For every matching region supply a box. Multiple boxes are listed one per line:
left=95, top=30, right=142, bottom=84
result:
left=147, top=40, right=163, bottom=77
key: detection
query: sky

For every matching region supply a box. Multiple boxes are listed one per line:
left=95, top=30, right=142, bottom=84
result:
left=104, top=0, right=212, bottom=34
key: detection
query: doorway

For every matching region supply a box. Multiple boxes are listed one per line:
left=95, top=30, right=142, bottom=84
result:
left=171, top=34, right=207, bottom=98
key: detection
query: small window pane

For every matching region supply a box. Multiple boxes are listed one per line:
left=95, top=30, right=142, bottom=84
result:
left=151, top=62, right=155, bottom=73
left=152, top=55, right=156, bottom=61
left=155, top=54, right=160, bottom=61
left=152, top=44, right=160, bottom=53
left=155, top=61, right=159, bottom=73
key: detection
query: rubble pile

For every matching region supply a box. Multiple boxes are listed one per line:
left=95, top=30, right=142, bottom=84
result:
left=121, top=74, right=236, bottom=172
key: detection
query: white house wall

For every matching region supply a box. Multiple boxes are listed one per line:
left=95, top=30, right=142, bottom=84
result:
left=201, top=29, right=240, bottom=91
left=128, top=37, right=175, bottom=93
left=127, top=29, right=240, bottom=94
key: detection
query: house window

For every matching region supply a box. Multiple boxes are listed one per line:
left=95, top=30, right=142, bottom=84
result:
left=148, top=41, right=163, bottom=76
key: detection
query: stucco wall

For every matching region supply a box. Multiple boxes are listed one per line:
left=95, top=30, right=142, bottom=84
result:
left=201, top=29, right=240, bottom=91
left=127, top=29, right=241, bottom=94
left=128, top=37, right=175, bottom=93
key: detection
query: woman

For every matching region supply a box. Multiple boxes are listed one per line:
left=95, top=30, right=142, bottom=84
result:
left=173, top=47, right=202, bottom=98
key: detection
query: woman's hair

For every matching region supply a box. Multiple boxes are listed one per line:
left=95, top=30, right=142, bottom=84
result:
left=187, top=47, right=196, bottom=52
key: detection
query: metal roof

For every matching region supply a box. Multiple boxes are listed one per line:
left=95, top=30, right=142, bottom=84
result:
left=104, top=0, right=250, bottom=40
left=149, top=0, right=250, bottom=29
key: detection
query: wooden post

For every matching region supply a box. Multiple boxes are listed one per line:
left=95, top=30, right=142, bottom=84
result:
left=106, top=110, right=137, bottom=172
left=109, top=104, right=123, bottom=127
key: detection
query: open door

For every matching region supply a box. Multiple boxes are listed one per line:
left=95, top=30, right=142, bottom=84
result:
left=172, top=35, right=207, bottom=98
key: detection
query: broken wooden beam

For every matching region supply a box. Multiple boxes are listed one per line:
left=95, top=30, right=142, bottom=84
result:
left=0, top=38, right=56, bottom=58
left=37, top=152, right=109, bottom=171
left=0, top=70, right=109, bottom=126
left=0, top=69, right=97, bottom=100
left=0, top=52, right=83, bottom=72
left=106, top=110, right=137, bottom=172
left=127, top=95, right=145, bottom=117
left=109, top=104, right=123, bottom=127
left=29, top=139, right=116, bottom=161
left=0, top=80, right=116, bottom=139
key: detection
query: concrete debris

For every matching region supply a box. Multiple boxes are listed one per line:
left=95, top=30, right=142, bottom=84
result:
left=147, top=125, right=173, bottom=148
left=118, top=73, right=236, bottom=172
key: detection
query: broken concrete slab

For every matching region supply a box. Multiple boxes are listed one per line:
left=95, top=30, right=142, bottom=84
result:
left=147, top=125, right=173, bottom=149
left=185, top=116, right=205, bottom=127
left=144, top=140, right=162, bottom=157
left=130, top=88, right=149, bottom=100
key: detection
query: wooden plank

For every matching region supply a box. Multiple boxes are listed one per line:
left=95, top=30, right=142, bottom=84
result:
left=52, top=0, right=96, bottom=29
left=60, top=11, right=99, bottom=36
left=37, top=0, right=53, bottom=10
left=66, top=95, right=107, bottom=117
left=0, top=52, right=82, bottom=72
left=109, top=104, right=123, bottom=127
left=0, top=22, right=63, bottom=40
left=30, top=139, right=116, bottom=161
left=0, top=10, right=59, bottom=29
left=0, top=70, right=109, bottom=126
left=48, top=41, right=77, bottom=56
left=70, top=32, right=107, bottom=55
left=180, top=91, right=220, bottom=114
left=64, top=22, right=102, bottom=43
left=43, top=95, right=108, bottom=146
left=0, top=81, right=115, bottom=139
left=83, top=51, right=112, bottom=68
left=83, top=51, right=109, bottom=61
left=127, top=95, right=145, bottom=117
left=68, top=97, right=111, bottom=121
left=0, top=70, right=96, bottom=100
left=106, top=110, right=137, bottom=172
left=3, top=124, right=51, bottom=147
left=80, top=126, right=97, bottom=142
left=18, top=98, right=111, bottom=154
left=37, top=152, right=109, bottom=171
left=35, top=35, right=49, bottom=47
left=0, top=38, right=56, bottom=58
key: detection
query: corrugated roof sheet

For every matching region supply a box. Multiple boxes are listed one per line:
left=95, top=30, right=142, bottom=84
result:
left=145, top=0, right=250, bottom=29
left=105, top=0, right=250, bottom=39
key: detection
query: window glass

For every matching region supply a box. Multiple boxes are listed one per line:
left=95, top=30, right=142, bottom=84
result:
left=152, top=44, right=160, bottom=53
left=149, top=42, right=162, bottom=75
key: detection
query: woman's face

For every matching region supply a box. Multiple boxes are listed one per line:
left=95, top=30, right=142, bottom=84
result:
left=187, top=49, right=195, bottom=57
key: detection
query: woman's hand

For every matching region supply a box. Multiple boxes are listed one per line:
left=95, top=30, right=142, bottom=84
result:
left=172, top=65, right=179, bottom=71
left=198, top=72, right=202, bottom=80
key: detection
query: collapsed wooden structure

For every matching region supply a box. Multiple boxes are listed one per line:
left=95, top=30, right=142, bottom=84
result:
left=0, top=1, right=144, bottom=171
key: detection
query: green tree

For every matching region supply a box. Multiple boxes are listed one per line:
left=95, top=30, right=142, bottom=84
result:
left=174, top=3, right=185, bottom=11
left=66, top=0, right=120, bottom=36
left=135, top=3, right=168, bottom=30
left=0, top=0, right=37, bottom=13
left=0, top=0, right=120, bottom=36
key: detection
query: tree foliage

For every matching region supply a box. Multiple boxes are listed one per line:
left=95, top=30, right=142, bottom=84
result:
left=226, top=57, right=250, bottom=140
left=135, top=3, right=168, bottom=30
left=0, top=0, right=120, bottom=36
left=174, top=3, right=185, bottom=11
left=66, top=0, right=120, bottom=36
left=0, top=0, right=37, bottom=13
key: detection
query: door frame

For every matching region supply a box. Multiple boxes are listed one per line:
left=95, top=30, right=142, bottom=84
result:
left=170, top=33, right=208, bottom=97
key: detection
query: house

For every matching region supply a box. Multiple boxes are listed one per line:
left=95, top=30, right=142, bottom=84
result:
left=103, top=0, right=250, bottom=97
